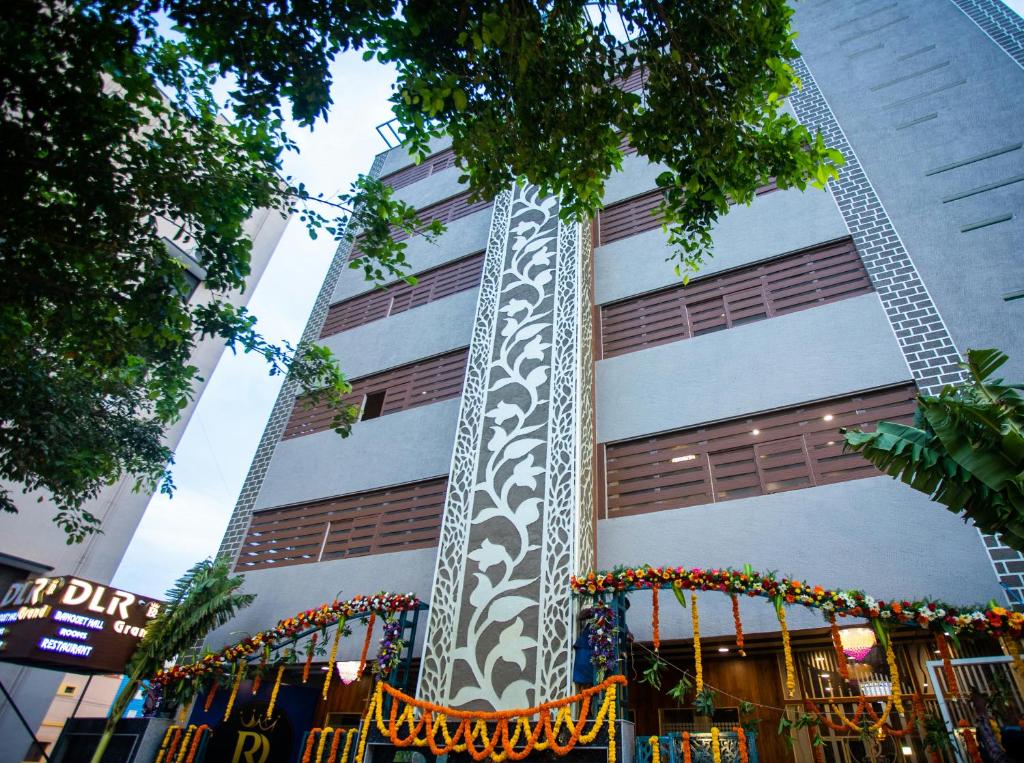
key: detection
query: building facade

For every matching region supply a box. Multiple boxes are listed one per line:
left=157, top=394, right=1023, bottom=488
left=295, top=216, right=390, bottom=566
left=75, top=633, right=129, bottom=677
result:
left=206, top=1, right=1024, bottom=761
left=0, top=207, right=288, bottom=761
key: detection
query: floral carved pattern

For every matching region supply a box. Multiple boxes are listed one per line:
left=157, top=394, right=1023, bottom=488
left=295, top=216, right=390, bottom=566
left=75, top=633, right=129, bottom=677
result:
left=418, top=184, right=591, bottom=710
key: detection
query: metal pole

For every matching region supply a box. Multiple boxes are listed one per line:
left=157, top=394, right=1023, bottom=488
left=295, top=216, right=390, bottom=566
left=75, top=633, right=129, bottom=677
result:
left=0, top=677, right=51, bottom=762
left=69, top=674, right=93, bottom=720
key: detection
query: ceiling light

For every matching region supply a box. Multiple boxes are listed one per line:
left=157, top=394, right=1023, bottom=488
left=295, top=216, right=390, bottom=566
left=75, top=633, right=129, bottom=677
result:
left=823, top=414, right=834, bottom=422
left=718, top=647, right=729, bottom=653
left=820, top=673, right=830, bottom=679
left=671, top=454, right=697, bottom=463
left=901, top=746, right=913, bottom=755
left=751, top=429, right=760, bottom=436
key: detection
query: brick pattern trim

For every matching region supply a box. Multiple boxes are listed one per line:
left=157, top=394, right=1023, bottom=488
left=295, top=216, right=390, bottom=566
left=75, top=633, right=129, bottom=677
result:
left=320, top=252, right=484, bottom=338
left=381, top=147, right=458, bottom=191
left=282, top=347, right=469, bottom=439
left=948, top=0, right=1024, bottom=69
left=215, top=153, right=389, bottom=564
left=788, top=55, right=1023, bottom=602
left=604, top=384, right=917, bottom=519
left=600, top=238, right=871, bottom=358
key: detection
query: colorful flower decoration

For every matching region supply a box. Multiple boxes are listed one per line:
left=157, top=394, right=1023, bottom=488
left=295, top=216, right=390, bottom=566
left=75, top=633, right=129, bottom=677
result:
left=586, top=602, right=617, bottom=679
left=375, top=616, right=404, bottom=677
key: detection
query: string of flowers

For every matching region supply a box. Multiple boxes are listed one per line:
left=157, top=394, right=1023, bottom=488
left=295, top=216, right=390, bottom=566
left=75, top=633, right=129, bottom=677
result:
left=571, top=565, right=1024, bottom=641
left=652, top=587, right=660, bottom=652
left=681, top=732, right=692, bottom=763
left=223, top=664, right=243, bottom=722
left=266, top=663, right=285, bottom=718
left=960, top=720, right=984, bottom=763
left=710, top=727, right=721, bottom=763
left=252, top=645, right=268, bottom=695
left=691, top=591, right=703, bottom=693
left=153, top=726, right=178, bottom=763
left=172, top=725, right=193, bottom=761
left=315, top=726, right=335, bottom=763
left=731, top=594, right=745, bottom=657
left=167, top=725, right=190, bottom=763
left=587, top=602, right=617, bottom=681
left=812, top=739, right=825, bottom=763
left=358, top=612, right=377, bottom=679
left=1002, top=636, right=1024, bottom=680
left=303, top=633, right=318, bottom=684
left=828, top=613, right=850, bottom=680
left=329, top=728, right=355, bottom=763
left=323, top=618, right=347, bottom=699
left=884, top=638, right=904, bottom=716
left=777, top=603, right=795, bottom=698
left=935, top=633, right=959, bottom=697
left=155, top=592, right=419, bottom=687
left=365, top=674, right=626, bottom=762
left=184, top=725, right=209, bottom=763
left=735, top=726, right=749, bottom=763
left=648, top=736, right=660, bottom=763
left=202, top=678, right=218, bottom=712
left=301, top=729, right=319, bottom=763
left=804, top=696, right=919, bottom=736
left=376, top=616, right=404, bottom=677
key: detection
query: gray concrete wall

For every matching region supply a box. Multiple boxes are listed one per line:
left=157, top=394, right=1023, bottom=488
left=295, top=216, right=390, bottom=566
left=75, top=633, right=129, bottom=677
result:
left=595, top=185, right=849, bottom=305
left=596, top=293, right=911, bottom=443
left=602, top=153, right=668, bottom=206
left=255, top=397, right=460, bottom=510
left=322, top=288, right=476, bottom=379
left=332, top=207, right=492, bottom=304
left=599, top=476, right=1005, bottom=641
left=206, top=547, right=438, bottom=660
left=793, top=0, right=1024, bottom=377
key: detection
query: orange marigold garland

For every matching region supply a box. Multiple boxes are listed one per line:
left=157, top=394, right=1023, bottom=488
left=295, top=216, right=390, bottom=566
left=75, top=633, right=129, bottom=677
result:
left=266, top=663, right=285, bottom=719
left=828, top=613, right=849, bottom=680
left=884, top=637, right=904, bottom=716
left=203, top=679, right=218, bottom=712
left=960, top=720, right=984, bottom=763
left=174, top=725, right=196, bottom=763
left=731, top=595, right=745, bottom=657
left=302, top=729, right=319, bottom=763
left=184, top=725, right=209, bottom=763
left=303, top=633, right=318, bottom=684
left=315, top=726, right=335, bottom=763
left=735, top=727, right=749, bottom=763
left=154, top=726, right=178, bottom=763
left=691, top=592, right=703, bottom=693
left=358, top=612, right=377, bottom=678
left=936, top=634, right=959, bottom=697
left=652, top=588, right=660, bottom=653
left=323, top=618, right=346, bottom=700
left=252, top=646, right=268, bottom=695
left=777, top=602, right=796, bottom=698
left=163, top=727, right=184, bottom=763
left=334, top=728, right=357, bottom=763
left=223, top=663, right=243, bottom=721
left=681, top=732, right=692, bottom=763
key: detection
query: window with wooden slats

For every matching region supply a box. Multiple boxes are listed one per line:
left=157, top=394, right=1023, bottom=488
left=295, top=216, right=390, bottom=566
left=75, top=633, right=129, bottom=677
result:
left=599, top=239, right=872, bottom=358
left=348, top=189, right=492, bottom=260
left=603, top=384, right=917, bottom=519
left=236, top=477, right=448, bottom=570
left=380, top=148, right=457, bottom=191
left=596, top=180, right=779, bottom=247
left=283, top=348, right=469, bottom=440
left=321, top=252, right=484, bottom=338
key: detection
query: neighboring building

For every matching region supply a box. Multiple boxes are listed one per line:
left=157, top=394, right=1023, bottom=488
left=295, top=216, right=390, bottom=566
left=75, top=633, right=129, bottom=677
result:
left=0, top=207, right=288, bottom=761
left=204, top=1, right=1024, bottom=762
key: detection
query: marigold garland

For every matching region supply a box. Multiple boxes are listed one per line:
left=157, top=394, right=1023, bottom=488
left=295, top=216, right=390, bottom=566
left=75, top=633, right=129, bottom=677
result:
left=735, top=727, right=749, bottom=763
left=812, top=739, right=826, bottom=763
left=162, top=727, right=184, bottom=763
left=691, top=592, right=703, bottom=693
left=323, top=618, right=346, bottom=699
left=266, top=663, right=285, bottom=718
left=363, top=674, right=626, bottom=762
left=828, top=613, right=849, bottom=680
left=252, top=646, right=268, bottom=695
left=652, top=588, right=660, bottom=653
left=884, top=638, right=904, bottom=716
left=314, top=726, right=335, bottom=763
left=153, top=726, right=178, bottom=763
left=681, top=732, right=692, bottom=763
left=730, top=594, right=745, bottom=657
left=648, top=736, right=659, bottom=763
left=223, top=663, right=243, bottom=721
left=960, top=721, right=984, bottom=763
left=936, top=633, right=959, bottom=697
left=302, top=729, right=319, bottom=763
left=303, top=633, right=318, bottom=684
left=174, top=725, right=196, bottom=763
left=355, top=692, right=374, bottom=763
left=358, top=612, right=377, bottom=679
left=329, top=728, right=356, bottom=763
left=184, top=725, right=209, bottom=763
left=777, top=603, right=795, bottom=698
left=1002, top=636, right=1024, bottom=680
left=710, top=727, right=721, bottom=763
left=203, top=680, right=218, bottom=712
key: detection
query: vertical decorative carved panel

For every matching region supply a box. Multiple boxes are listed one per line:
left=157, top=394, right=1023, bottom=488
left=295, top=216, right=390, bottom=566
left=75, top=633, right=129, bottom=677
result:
left=418, top=184, right=593, bottom=710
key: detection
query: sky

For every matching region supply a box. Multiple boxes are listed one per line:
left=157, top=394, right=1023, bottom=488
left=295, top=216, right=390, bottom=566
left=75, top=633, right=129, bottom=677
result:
left=113, top=1, right=1024, bottom=599
left=112, top=52, right=398, bottom=597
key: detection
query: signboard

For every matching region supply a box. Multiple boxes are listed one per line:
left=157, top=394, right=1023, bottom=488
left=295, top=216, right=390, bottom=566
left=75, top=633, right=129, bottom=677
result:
left=0, top=575, right=160, bottom=674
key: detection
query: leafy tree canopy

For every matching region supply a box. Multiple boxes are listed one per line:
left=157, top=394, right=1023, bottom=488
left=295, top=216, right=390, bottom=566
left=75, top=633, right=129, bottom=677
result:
left=844, top=349, right=1024, bottom=551
left=1, top=0, right=841, bottom=541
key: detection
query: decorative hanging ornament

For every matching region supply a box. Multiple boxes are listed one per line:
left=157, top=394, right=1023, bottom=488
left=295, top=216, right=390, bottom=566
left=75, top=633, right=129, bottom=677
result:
left=838, top=626, right=876, bottom=662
